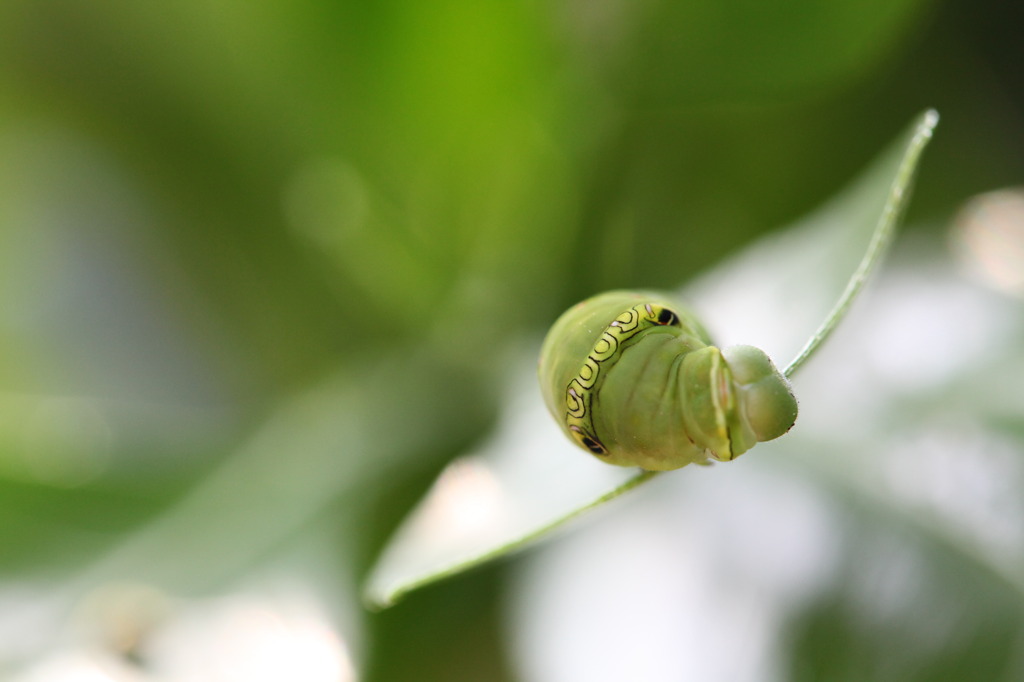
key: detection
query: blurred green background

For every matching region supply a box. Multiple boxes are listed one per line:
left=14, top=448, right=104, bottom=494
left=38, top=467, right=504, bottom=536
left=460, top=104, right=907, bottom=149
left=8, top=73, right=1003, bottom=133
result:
left=0, top=0, right=1023, bottom=680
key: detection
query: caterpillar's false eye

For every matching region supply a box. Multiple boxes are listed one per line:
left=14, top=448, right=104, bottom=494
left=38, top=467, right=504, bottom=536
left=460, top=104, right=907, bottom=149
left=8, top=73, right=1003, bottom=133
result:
left=570, top=425, right=608, bottom=456
left=656, top=308, right=679, bottom=326
left=538, top=290, right=797, bottom=471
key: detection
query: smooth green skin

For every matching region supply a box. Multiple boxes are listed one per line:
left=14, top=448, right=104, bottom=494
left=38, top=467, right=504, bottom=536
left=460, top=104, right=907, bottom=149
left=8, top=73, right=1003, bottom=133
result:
left=539, top=290, right=798, bottom=471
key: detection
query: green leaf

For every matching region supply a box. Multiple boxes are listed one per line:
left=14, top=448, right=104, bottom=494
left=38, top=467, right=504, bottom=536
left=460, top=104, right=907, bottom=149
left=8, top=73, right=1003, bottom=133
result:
left=362, top=110, right=939, bottom=609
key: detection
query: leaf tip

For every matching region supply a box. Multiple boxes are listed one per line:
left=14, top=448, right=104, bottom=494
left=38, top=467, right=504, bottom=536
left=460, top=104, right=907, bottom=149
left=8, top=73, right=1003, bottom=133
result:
left=916, top=109, right=940, bottom=143
left=361, top=585, right=401, bottom=612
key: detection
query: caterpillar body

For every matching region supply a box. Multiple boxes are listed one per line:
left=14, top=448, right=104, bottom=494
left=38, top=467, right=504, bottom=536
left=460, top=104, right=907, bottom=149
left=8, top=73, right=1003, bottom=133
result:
left=539, top=291, right=797, bottom=471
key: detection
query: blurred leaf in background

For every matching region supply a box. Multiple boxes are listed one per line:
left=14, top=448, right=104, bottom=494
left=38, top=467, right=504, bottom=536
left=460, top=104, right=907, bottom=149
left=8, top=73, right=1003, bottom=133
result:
left=0, top=0, right=1022, bottom=680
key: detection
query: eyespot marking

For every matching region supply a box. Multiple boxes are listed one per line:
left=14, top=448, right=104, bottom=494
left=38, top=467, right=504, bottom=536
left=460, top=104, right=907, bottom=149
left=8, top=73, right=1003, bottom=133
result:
left=657, top=308, right=679, bottom=326
left=570, top=425, right=608, bottom=455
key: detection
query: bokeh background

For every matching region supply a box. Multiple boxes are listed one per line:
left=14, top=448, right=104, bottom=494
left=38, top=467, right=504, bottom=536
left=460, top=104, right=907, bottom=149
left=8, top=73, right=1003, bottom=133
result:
left=0, top=0, right=1023, bottom=680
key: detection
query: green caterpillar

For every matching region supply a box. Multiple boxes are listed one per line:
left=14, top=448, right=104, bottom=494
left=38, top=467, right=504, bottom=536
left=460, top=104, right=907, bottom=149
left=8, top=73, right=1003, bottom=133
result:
left=539, top=290, right=797, bottom=471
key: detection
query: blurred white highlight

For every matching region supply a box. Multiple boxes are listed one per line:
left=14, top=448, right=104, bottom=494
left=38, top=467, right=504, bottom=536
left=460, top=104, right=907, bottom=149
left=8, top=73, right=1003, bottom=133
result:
left=11, top=585, right=357, bottom=682
left=953, top=188, right=1024, bottom=297
left=14, top=652, right=145, bottom=682
left=418, top=458, right=507, bottom=540
left=509, top=464, right=840, bottom=682
left=146, top=590, right=355, bottom=682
